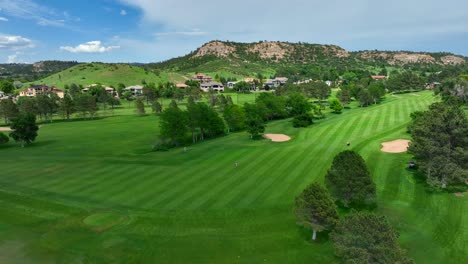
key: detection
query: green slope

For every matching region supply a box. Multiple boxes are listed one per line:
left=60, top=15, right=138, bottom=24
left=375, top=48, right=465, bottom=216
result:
left=32, top=63, right=187, bottom=88
left=0, top=92, right=466, bottom=263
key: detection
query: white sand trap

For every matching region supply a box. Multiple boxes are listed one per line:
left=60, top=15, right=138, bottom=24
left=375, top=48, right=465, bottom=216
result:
left=264, top=134, right=291, bottom=142
left=0, top=127, right=12, bottom=132
left=454, top=193, right=465, bottom=198
left=381, top=139, right=411, bottom=153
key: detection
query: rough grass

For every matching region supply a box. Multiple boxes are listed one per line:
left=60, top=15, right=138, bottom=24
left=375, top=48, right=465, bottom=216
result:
left=0, top=91, right=466, bottom=263
left=30, top=63, right=186, bottom=88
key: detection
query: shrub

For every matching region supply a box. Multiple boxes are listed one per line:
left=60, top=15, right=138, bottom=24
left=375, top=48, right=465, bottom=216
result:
left=0, top=132, right=9, bottom=145
left=292, top=113, right=314, bottom=128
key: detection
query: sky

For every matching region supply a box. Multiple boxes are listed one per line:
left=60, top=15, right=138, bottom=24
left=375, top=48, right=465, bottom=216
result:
left=0, top=0, right=467, bottom=63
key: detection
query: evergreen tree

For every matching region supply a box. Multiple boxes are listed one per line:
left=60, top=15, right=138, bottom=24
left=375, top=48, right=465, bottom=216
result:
left=408, top=102, right=467, bottom=188
left=135, top=98, right=146, bottom=116
left=223, top=104, right=246, bottom=133
left=331, top=212, right=412, bottom=264
left=294, top=182, right=339, bottom=241
left=9, top=112, right=39, bottom=147
left=159, top=103, right=188, bottom=146
left=59, top=94, right=75, bottom=120
left=329, top=98, right=343, bottom=113
left=325, top=150, right=376, bottom=207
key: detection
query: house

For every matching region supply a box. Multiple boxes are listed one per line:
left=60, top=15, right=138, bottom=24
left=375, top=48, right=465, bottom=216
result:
left=123, top=85, right=144, bottom=97
left=19, top=85, right=64, bottom=98
left=227, top=81, right=238, bottom=89
left=371, top=75, right=388, bottom=81
left=176, top=83, right=189, bottom=89
left=200, top=82, right=224, bottom=92
left=264, top=77, right=288, bottom=89
left=192, top=73, right=213, bottom=83
left=82, top=84, right=118, bottom=97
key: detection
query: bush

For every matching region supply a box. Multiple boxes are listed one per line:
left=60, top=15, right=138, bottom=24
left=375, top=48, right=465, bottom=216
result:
left=0, top=132, right=9, bottom=144
left=152, top=140, right=171, bottom=152
left=292, top=113, right=314, bottom=128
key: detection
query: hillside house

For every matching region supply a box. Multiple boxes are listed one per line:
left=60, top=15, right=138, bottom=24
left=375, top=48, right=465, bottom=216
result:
left=176, top=83, right=189, bottom=89
left=227, top=81, right=238, bottom=89
left=192, top=73, right=213, bottom=83
left=19, top=85, right=64, bottom=98
left=82, top=84, right=118, bottom=97
left=200, top=82, right=224, bottom=92
left=123, top=85, right=144, bottom=97
left=371, top=75, right=388, bottom=81
left=264, top=77, right=288, bottom=89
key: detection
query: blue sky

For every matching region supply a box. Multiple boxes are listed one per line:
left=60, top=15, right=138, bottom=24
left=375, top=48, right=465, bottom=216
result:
left=0, top=0, right=467, bottom=63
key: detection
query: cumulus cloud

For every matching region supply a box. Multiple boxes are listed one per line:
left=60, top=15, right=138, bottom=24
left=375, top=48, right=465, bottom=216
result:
left=0, top=35, right=34, bottom=50
left=0, top=17, right=8, bottom=21
left=120, top=9, right=127, bottom=16
left=60, top=41, right=120, bottom=53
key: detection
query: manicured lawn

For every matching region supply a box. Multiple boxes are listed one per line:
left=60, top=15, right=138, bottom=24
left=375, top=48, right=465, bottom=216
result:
left=0, top=91, right=466, bottom=263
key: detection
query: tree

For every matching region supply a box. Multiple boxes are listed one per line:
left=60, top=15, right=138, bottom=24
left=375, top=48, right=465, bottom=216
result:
left=17, top=97, right=38, bottom=115
left=386, top=71, right=424, bottom=93
left=234, top=81, right=252, bottom=93
left=151, top=100, right=163, bottom=115
left=75, top=94, right=98, bottom=119
left=329, top=98, right=343, bottom=113
left=330, top=212, right=412, bottom=264
left=143, top=85, right=157, bottom=104
left=0, top=132, right=9, bottom=145
left=294, top=182, right=339, bottom=241
left=292, top=113, right=314, bottom=128
left=159, top=103, right=188, bottom=146
left=135, top=98, right=146, bottom=116
left=337, top=87, right=352, bottom=106
left=325, top=150, right=376, bottom=207
left=408, top=102, right=467, bottom=188
left=256, top=93, right=288, bottom=120
left=36, top=94, right=59, bottom=122
left=286, top=92, right=311, bottom=116
left=59, top=93, right=75, bottom=120
left=0, top=98, right=19, bottom=124
left=436, top=78, right=468, bottom=105
left=0, top=79, right=15, bottom=94
left=9, top=112, right=39, bottom=147
left=368, top=82, right=386, bottom=104
left=223, top=104, right=246, bottom=133
left=357, top=88, right=373, bottom=107
left=244, top=103, right=266, bottom=139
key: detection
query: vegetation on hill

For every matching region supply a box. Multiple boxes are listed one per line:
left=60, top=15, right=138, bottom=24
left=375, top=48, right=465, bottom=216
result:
left=31, top=63, right=186, bottom=89
left=0, top=61, right=79, bottom=82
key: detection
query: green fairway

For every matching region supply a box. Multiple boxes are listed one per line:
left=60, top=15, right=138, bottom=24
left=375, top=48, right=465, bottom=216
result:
left=0, top=91, right=466, bottom=263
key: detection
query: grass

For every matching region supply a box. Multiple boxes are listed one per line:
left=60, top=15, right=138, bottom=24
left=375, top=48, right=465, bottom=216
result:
left=0, top=91, right=466, bottom=263
left=29, top=63, right=187, bottom=89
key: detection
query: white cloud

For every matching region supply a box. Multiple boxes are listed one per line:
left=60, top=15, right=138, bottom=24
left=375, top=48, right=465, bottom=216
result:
left=0, top=17, right=8, bottom=21
left=0, top=35, right=34, bottom=50
left=156, top=29, right=207, bottom=37
left=60, top=41, right=120, bottom=53
left=120, top=9, right=127, bottom=16
left=118, top=0, right=468, bottom=45
left=0, top=0, right=77, bottom=27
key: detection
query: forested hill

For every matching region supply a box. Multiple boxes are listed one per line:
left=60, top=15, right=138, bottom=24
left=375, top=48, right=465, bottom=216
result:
left=146, top=40, right=467, bottom=80
left=0, top=61, right=79, bottom=82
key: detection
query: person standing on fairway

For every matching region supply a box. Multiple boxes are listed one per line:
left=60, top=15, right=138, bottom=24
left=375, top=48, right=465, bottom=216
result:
left=347, top=141, right=350, bottom=147
left=235, top=162, right=238, bottom=168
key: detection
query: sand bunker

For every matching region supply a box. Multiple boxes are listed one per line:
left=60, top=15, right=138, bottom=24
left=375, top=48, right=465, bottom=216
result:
left=264, top=134, right=291, bottom=142
left=381, top=139, right=411, bottom=153
left=454, top=193, right=465, bottom=198
left=0, top=127, right=11, bottom=132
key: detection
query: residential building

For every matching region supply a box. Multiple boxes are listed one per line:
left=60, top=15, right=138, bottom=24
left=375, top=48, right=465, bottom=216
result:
left=176, top=83, right=189, bottom=89
left=264, top=77, right=288, bottom=89
left=123, top=85, right=144, bottom=96
left=82, top=84, right=118, bottom=97
left=200, top=82, right=224, bottom=92
left=371, top=75, right=388, bottom=80
left=227, top=81, right=238, bottom=89
left=19, top=85, right=64, bottom=98
left=192, top=73, right=213, bottom=83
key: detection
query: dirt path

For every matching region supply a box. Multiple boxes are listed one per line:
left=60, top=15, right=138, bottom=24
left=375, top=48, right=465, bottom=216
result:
left=264, top=134, right=291, bottom=142
left=381, top=139, right=410, bottom=153
left=0, top=127, right=12, bottom=132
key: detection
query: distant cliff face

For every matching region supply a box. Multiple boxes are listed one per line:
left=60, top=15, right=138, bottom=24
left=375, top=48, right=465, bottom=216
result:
left=192, top=40, right=465, bottom=66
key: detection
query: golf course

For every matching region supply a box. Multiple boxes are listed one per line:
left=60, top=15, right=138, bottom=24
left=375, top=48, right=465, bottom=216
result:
left=0, top=91, right=466, bottom=263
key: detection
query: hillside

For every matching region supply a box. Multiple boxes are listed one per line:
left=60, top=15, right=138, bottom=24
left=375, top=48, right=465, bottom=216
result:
left=0, top=61, right=79, bottom=82
left=148, top=40, right=468, bottom=80
left=34, top=63, right=187, bottom=88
